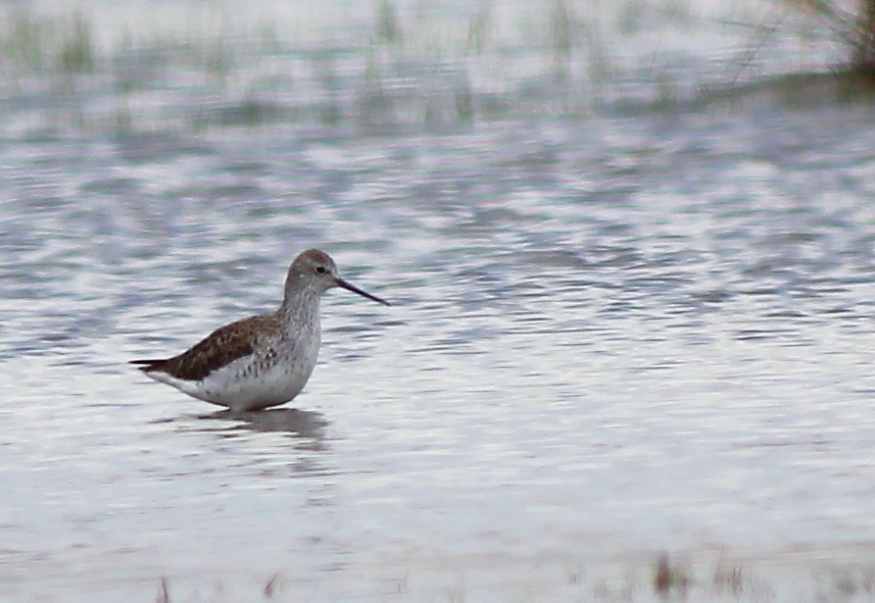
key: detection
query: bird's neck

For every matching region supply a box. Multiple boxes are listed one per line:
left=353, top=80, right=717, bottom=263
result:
left=279, top=286, right=321, bottom=327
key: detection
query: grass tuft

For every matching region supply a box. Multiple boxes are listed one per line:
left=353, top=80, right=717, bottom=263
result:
left=783, top=0, right=875, bottom=73
left=713, top=558, right=744, bottom=596
left=59, top=12, right=94, bottom=72
left=375, top=0, right=401, bottom=47
left=155, top=576, right=169, bottom=603
left=654, top=553, right=689, bottom=595
left=0, top=10, right=95, bottom=72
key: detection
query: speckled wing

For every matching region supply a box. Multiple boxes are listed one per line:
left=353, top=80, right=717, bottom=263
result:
left=130, top=315, right=277, bottom=381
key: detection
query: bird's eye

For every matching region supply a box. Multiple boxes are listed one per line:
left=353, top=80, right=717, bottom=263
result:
left=315, top=266, right=327, bottom=274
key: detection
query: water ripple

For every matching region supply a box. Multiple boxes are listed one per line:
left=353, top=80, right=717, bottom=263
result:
left=2, top=107, right=875, bottom=600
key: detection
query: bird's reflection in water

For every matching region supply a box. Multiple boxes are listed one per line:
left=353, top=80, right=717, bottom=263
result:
left=197, top=408, right=329, bottom=449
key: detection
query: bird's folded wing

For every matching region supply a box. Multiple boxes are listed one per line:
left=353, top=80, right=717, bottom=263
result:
left=132, top=316, right=272, bottom=381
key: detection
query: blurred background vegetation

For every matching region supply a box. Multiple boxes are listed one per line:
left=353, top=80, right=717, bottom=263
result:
left=0, top=0, right=869, bottom=134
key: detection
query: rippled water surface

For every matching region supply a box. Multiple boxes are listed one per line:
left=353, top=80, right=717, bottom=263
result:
left=3, top=61, right=875, bottom=603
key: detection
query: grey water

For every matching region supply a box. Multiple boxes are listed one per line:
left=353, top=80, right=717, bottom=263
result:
left=2, top=2, right=875, bottom=602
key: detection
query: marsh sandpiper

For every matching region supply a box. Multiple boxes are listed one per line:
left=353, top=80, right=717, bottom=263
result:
left=131, top=249, right=390, bottom=412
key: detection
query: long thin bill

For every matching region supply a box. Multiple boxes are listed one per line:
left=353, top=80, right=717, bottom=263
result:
left=336, top=277, right=391, bottom=306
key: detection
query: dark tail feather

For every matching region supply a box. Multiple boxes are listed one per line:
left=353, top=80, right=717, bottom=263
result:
left=130, top=359, right=167, bottom=371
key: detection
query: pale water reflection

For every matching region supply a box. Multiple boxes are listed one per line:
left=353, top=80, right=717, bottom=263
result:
left=193, top=408, right=329, bottom=440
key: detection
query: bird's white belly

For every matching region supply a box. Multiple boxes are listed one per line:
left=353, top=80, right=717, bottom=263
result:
left=149, top=348, right=319, bottom=412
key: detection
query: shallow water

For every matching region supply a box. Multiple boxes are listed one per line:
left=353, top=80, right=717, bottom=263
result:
left=3, top=1, right=875, bottom=602
left=2, top=104, right=875, bottom=601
